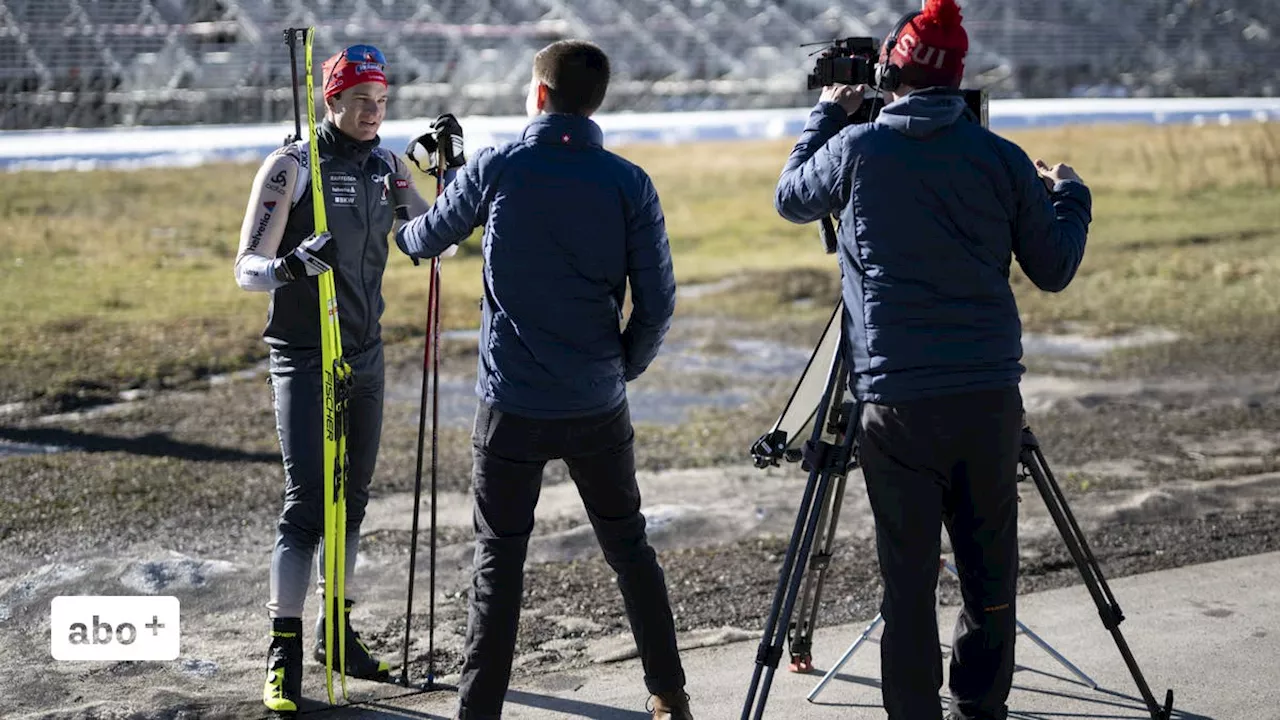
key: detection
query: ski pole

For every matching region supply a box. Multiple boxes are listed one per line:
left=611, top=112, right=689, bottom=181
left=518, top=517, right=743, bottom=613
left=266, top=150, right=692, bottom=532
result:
left=401, top=247, right=436, bottom=687
left=400, top=131, right=449, bottom=689
left=283, top=28, right=302, bottom=145
left=425, top=144, right=448, bottom=689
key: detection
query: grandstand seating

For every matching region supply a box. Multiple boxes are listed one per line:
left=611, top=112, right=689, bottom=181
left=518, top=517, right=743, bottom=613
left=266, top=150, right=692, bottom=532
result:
left=0, top=0, right=1276, bottom=129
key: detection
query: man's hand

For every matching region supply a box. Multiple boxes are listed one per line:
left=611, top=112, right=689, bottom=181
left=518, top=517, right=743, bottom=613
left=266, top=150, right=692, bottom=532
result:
left=278, top=231, right=334, bottom=281
left=1035, top=159, right=1083, bottom=191
left=432, top=113, right=466, bottom=169
left=820, top=83, right=869, bottom=118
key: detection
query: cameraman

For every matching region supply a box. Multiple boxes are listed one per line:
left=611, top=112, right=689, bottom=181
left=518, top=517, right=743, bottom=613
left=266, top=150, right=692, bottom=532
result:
left=774, top=1, right=1091, bottom=719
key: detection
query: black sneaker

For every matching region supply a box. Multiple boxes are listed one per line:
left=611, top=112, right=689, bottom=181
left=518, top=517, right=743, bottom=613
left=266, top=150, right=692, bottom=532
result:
left=313, top=599, right=392, bottom=681
left=263, top=617, right=303, bottom=714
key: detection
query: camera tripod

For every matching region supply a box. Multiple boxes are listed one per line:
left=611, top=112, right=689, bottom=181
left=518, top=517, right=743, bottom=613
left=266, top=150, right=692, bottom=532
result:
left=740, top=302, right=1174, bottom=720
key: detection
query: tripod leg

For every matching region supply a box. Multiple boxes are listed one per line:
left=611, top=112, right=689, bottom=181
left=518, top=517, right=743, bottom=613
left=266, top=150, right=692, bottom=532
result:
left=940, top=560, right=1097, bottom=688
left=743, top=361, right=850, bottom=720
left=788, top=469, right=849, bottom=673
left=1021, top=429, right=1174, bottom=720
left=751, top=464, right=840, bottom=720
left=1015, top=620, right=1098, bottom=689
left=742, top=452, right=835, bottom=719
left=806, top=612, right=882, bottom=702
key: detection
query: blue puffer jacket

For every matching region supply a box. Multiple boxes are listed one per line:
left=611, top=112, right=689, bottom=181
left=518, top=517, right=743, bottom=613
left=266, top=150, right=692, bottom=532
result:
left=775, top=88, right=1092, bottom=404
left=396, top=113, right=676, bottom=419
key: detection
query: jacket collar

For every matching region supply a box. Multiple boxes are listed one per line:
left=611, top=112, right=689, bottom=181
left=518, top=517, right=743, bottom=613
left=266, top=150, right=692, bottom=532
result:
left=317, top=119, right=381, bottom=165
left=521, top=113, right=604, bottom=148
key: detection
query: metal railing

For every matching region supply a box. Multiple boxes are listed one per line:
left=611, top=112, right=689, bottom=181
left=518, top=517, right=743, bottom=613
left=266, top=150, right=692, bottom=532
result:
left=1, top=0, right=1276, bottom=129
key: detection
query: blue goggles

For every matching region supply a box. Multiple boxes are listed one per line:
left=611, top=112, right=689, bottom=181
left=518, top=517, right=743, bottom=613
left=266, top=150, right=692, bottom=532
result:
left=343, top=44, right=386, bottom=68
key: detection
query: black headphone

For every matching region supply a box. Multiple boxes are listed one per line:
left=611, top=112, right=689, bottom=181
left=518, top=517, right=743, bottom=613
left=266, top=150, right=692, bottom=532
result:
left=874, top=11, right=921, bottom=93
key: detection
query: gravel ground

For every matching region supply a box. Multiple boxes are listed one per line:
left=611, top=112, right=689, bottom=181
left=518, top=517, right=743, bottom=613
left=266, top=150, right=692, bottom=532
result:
left=3, top=314, right=1280, bottom=716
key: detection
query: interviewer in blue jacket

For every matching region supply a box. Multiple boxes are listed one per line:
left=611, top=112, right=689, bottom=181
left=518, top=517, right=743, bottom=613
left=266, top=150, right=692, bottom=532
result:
left=775, top=1, right=1091, bottom=719
left=396, top=40, right=690, bottom=720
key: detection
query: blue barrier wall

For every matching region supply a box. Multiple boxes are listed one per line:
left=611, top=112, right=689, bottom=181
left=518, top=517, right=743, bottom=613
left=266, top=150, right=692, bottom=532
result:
left=2, top=98, right=1278, bottom=171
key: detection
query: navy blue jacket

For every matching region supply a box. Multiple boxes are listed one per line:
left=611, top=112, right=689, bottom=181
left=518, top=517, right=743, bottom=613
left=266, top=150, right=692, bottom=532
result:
left=396, top=113, right=677, bottom=418
left=775, top=88, right=1092, bottom=404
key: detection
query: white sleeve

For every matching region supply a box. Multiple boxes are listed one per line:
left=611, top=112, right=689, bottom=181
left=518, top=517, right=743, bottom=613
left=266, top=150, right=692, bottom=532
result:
left=233, top=150, right=299, bottom=292
left=234, top=254, right=286, bottom=292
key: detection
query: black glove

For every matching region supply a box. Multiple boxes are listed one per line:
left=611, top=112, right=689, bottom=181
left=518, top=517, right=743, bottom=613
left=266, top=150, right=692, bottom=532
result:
left=276, top=232, right=334, bottom=281
left=431, top=113, right=466, bottom=169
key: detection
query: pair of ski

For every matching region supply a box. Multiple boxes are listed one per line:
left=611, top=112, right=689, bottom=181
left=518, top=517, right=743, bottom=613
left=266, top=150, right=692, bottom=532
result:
left=284, top=27, right=447, bottom=706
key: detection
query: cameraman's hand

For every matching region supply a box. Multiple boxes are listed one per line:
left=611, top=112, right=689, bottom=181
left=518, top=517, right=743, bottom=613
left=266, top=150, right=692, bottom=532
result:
left=820, top=83, right=869, bottom=118
left=1035, top=159, right=1083, bottom=191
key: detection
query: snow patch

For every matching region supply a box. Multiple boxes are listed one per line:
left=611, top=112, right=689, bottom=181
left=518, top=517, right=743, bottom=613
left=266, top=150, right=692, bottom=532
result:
left=1022, top=327, right=1179, bottom=358
left=179, top=658, right=220, bottom=678
left=0, top=439, right=69, bottom=458
left=120, top=553, right=237, bottom=593
left=0, top=402, right=29, bottom=417
left=588, top=625, right=758, bottom=664
left=7, top=99, right=1280, bottom=172
left=676, top=277, right=741, bottom=300
left=0, top=563, right=89, bottom=624
left=548, top=615, right=604, bottom=634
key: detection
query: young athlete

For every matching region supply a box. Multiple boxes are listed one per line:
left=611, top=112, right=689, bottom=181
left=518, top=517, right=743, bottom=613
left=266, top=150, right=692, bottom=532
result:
left=232, top=44, right=457, bottom=714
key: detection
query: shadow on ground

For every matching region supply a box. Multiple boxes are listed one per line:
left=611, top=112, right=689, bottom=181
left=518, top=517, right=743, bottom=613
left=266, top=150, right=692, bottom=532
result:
left=0, top=426, right=279, bottom=463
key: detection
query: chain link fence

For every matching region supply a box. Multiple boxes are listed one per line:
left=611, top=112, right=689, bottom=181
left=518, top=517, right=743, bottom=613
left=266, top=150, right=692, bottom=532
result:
left=1, top=0, right=1277, bottom=130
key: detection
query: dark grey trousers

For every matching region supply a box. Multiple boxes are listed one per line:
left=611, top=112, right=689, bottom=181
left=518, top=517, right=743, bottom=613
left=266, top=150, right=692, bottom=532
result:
left=859, top=386, right=1023, bottom=720
left=457, top=400, right=685, bottom=719
left=266, top=342, right=385, bottom=619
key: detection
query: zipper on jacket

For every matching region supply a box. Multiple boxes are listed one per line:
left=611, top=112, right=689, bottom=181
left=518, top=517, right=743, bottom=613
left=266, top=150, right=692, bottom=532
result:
left=360, top=155, right=376, bottom=352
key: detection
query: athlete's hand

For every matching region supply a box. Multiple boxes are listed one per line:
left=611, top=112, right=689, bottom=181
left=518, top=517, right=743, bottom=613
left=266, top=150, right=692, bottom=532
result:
left=384, top=174, right=414, bottom=220
left=279, top=232, right=334, bottom=280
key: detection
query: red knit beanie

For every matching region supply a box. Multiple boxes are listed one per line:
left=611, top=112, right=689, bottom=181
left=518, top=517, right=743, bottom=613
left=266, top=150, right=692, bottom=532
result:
left=886, top=0, right=969, bottom=88
left=322, top=45, right=388, bottom=100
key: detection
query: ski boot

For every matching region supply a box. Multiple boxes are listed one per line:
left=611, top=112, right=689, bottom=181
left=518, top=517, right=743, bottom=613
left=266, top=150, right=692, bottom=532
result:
left=313, top=599, right=391, bottom=681
left=263, top=617, right=303, bottom=715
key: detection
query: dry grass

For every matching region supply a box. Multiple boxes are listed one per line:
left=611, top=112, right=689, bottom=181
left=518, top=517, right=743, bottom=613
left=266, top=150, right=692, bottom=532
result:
left=2, top=121, right=1278, bottom=405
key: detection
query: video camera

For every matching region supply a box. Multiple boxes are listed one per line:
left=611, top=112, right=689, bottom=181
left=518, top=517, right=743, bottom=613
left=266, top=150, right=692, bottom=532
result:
left=806, top=37, right=878, bottom=90
left=806, top=36, right=989, bottom=127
